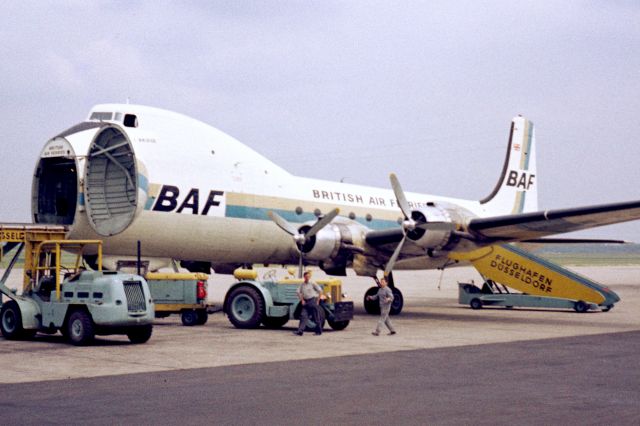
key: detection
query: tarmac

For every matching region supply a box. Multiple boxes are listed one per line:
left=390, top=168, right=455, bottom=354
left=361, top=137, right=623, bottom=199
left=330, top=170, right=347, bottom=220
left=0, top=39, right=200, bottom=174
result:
left=1, top=265, right=639, bottom=424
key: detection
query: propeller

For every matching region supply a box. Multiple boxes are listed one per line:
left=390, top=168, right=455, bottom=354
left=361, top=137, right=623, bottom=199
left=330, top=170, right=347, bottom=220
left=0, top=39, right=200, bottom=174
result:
left=384, top=173, right=455, bottom=277
left=267, top=208, right=340, bottom=277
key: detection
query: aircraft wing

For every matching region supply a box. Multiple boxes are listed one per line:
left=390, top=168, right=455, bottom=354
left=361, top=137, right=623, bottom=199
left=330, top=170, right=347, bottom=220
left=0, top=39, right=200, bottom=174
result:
left=467, top=200, right=640, bottom=242
left=364, top=199, right=640, bottom=254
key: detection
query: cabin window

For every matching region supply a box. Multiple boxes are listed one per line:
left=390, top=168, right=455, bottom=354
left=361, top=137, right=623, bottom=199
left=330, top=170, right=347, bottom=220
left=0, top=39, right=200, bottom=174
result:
left=89, top=112, right=113, bottom=121
left=124, top=114, right=138, bottom=128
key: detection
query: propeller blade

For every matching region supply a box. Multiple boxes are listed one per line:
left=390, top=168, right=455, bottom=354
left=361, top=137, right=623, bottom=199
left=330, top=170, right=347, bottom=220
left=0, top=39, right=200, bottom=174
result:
left=305, top=208, right=340, bottom=239
left=384, top=235, right=406, bottom=277
left=267, top=211, right=299, bottom=236
left=298, top=252, right=304, bottom=278
left=390, top=173, right=412, bottom=220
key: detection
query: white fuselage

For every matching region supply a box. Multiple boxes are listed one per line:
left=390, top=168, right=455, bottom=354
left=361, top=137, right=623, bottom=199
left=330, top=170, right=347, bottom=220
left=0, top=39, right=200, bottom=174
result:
left=33, top=104, right=536, bottom=273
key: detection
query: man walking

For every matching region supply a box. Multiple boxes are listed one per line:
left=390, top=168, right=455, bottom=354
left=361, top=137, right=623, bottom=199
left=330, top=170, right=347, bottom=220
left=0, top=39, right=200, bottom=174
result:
left=366, top=277, right=396, bottom=336
left=293, top=270, right=323, bottom=336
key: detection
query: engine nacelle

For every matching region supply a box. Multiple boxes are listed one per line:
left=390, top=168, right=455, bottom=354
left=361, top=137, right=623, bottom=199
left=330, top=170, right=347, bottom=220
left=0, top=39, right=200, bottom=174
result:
left=298, top=219, right=366, bottom=262
left=298, top=223, right=342, bottom=261
left=406, top=205, right=457, bottom=251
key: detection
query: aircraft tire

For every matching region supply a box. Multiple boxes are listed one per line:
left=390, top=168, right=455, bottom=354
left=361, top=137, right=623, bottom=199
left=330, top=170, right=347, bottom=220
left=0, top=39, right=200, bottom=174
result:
left=227, top=286, right=264, bottom=329
left=127, top=325, right=153, bottom=344
left=390, top=287, right=404, bottom=315
left=364, top=287, right=381, bottom=315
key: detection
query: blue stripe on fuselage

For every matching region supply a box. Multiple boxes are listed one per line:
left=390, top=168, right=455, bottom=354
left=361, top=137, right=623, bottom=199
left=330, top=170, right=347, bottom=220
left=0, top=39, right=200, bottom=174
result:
left=225, top=205, right=397, bottom=230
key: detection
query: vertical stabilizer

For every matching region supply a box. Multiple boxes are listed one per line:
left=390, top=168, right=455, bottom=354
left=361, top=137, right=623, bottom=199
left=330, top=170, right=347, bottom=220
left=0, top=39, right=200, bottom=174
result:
left=480, top=116, right=538, bottom=215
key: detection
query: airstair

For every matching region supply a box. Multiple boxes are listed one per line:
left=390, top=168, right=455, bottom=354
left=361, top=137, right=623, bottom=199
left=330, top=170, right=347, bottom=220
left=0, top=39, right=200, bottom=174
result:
left=451, top=244, right=620, bottom=312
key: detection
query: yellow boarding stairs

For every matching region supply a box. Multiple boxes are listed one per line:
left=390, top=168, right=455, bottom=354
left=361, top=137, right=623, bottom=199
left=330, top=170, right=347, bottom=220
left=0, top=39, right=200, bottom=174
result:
left=450, top=244, right=620, bottom=312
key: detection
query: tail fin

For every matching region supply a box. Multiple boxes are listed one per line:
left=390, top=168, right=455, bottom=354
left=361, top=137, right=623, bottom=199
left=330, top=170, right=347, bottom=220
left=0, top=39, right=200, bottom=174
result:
left=480, top=116, right=538, bottom=215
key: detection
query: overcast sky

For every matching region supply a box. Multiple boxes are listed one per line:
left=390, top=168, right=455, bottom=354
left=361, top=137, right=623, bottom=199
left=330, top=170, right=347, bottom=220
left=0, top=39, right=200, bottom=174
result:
left=2, top=1, right=640, bottom=241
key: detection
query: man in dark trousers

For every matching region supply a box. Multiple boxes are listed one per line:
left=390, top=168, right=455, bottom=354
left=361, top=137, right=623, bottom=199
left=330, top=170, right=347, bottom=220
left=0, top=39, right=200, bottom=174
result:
left=293, top=270, right=323, bottom=336
left=367, top=277, right=396, bottom=336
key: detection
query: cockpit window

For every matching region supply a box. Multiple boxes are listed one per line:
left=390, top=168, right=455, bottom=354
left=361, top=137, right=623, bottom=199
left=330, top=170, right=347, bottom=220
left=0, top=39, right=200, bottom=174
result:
left=89, top=112, right=113, bottom=121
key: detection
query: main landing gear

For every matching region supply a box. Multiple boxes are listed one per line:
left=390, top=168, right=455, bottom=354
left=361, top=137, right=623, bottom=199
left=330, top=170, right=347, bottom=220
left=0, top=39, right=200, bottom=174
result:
left=363, top=273, right=404, bottom=316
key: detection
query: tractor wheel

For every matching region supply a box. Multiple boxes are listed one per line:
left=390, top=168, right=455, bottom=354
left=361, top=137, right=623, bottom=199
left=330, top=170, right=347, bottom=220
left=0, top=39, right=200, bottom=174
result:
left=328, top=319, right=350, bottom=330
left=195, top=309, right=208, bottom=325
left=227, top=286, right=264, bottom=329
left=66, top=310, right=95, bottom=345
left=1, top=300, right=28, bottom=340
left=304, top=306, right=326, bottom=332
left=127, top=325, right=153, bottom=344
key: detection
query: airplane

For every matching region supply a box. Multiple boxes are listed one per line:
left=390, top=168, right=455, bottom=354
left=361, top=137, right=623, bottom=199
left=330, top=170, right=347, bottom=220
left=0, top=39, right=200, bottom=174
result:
left=30, top=104, right=639, bottom=314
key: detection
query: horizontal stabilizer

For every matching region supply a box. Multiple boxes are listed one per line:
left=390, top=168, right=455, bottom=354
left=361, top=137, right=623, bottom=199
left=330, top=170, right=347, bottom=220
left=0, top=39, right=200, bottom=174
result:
left=450, top=244, right=620, bottom=307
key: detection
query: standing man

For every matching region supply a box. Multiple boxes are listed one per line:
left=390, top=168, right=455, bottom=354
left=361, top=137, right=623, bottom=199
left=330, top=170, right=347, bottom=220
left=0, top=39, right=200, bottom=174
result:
left=293, top=270, right=323, bottom=336
left=367, top=277, right=396, bottom=336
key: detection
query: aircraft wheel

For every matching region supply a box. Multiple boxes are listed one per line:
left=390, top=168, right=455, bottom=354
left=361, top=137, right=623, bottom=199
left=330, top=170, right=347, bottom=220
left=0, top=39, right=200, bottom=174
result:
left=602, top=305, right=614, bottom=312
left=470, top=298, right=483, bottom=310
left=262, top=315, right=289, bottom=329
left=227, top=286, right=264, bottom=329
left=390, top=287, right=404, bottom=315
left=328, top=319, right=350, bottom=330
left=127, top=325, right=153, bottom=344
left=574, top=300, right=588, bottom=313
left=364, top=287, right=380, bottom=315
left=67, top=310, right=95, bottom=345
left=1, top=301, right=27, bottom=340
left=181, top=310, right=199, bottom=326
